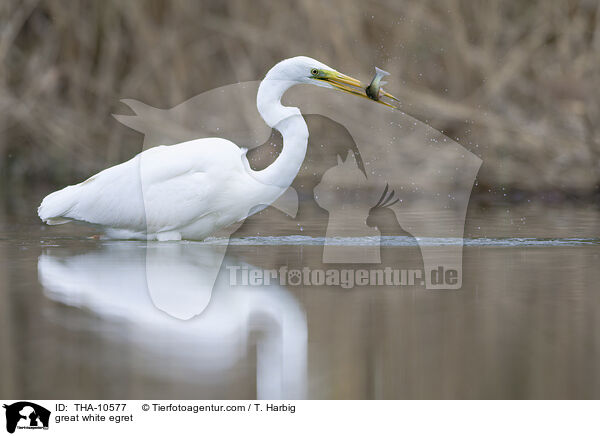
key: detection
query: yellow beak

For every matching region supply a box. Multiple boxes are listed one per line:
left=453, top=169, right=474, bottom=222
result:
left=316, top=70, right=400, bottom=109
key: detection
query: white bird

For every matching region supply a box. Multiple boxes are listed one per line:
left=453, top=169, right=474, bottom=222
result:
left=38, top=56, right=396, bottom=241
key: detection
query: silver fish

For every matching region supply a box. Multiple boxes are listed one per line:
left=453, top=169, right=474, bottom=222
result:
left=365, top=67, right=390, bottom=101
left=365, top=67, right=400, bottom=108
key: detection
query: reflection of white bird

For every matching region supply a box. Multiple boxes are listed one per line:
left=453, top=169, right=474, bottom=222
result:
left=38, top=243, right=308, bottom=399
left=38, top=56, right=393, bottom=241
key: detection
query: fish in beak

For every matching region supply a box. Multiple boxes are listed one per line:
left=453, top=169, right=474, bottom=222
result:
left=312, top=67, right=400, bottom=109
left=365, top=67, right=400, bottom=108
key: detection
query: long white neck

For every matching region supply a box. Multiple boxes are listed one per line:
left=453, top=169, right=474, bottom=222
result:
left=247, top=77, right=309, bottom=188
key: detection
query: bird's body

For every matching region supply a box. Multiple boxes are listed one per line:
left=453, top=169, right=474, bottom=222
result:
left=38, top=56, right=390, bottom=240
left=39, top=138, right=284, bottom=240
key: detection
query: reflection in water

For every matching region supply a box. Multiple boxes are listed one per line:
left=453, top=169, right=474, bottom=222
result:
left=37, top=242, right=307, bottom=399
left=2, top=203, right=599, bottom=398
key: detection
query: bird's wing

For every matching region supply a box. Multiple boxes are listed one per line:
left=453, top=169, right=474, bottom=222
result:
left=39, top=138, right=248, bottom=234
left=138, top=138, right=249, bottom=232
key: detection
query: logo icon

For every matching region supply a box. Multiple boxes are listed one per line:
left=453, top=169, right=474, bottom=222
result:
left=3, top=402, right=50, bottom=434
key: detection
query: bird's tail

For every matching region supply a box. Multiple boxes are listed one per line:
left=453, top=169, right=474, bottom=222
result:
left=38, top=185, right=80, bottom=225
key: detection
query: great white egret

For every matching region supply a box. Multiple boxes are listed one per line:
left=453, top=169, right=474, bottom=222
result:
left=38, top=56, right=397, bottom=241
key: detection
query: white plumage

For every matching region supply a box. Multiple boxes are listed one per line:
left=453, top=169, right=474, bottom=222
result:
left=39, top=139, right=275, bottom=240
left=38, top=56, right=372, bottom=240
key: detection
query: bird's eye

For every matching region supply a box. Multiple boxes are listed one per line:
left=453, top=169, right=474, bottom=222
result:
left=311, top=68, right=319, bottom=77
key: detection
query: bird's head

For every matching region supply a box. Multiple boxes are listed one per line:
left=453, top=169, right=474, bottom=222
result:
left=265, top=56, right=399, bottom=108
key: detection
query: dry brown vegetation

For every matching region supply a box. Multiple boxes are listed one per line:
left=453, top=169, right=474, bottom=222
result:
left=1, top=0, right=599, bottom=199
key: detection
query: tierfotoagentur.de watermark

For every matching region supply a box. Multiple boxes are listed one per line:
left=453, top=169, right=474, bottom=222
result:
left=227, top=265, right=459, bottom=289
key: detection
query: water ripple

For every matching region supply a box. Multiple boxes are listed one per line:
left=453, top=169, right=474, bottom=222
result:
left=200, top=235, right=600, bottom=247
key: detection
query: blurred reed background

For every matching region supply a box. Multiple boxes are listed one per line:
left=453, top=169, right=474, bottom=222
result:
left=0, top=0, right=599, bottom=202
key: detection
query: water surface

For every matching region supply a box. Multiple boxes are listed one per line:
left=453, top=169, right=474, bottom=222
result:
left=1, top=196, right=599, bottom=399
